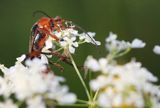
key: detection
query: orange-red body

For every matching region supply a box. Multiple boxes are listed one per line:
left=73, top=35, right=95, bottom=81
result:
left=28, top=16, right=66, bottom=58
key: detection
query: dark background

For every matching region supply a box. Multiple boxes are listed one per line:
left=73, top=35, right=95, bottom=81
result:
left=0, top=0, right=160, bottom=107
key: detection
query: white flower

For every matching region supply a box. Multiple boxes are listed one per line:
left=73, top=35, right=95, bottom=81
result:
left=27, top=96, right=46, bottom=108
left=54, top=28, right=100, bottom=54
left=84, top=56, right=100, bottom=71
left=153, top=45, right=160, bottom=55
left=16, top=54, right=26, bottom=62
left=55, top=29, right=79, bottom=54
left=90, top=75, right=108, bottom=91
left=0, top=54, right=77, bottom=105
left=84, top=56, right=109, bottom=73
left=86, top=56, right=160, bottom=107
left=112, top=94, right=123, bottom=107
left=60, top=36, right=78, bottom=54
left=105, top=32, right=146, bottom=56
left=105, top=32, right=131, bottom=52
left=3, top=57, right=49, bottom=100
left=106, top=32, right=117, bottom=42
left=0, top=77, right=8, bottom=97
left=131, top=38, right=146, bottom=48
left=41, top=37, right=56, bottom=58
left=45, top=36, right=55, bottom=49
left=56, top=93, right=77, bottom=104
left=25, top=54, right=48, bottom=71
left=79, top=32, right=101, bottom=45
left=54, top=28, right=78, bottom=39
left=47, top=84, right=77, bottom=104
left=0, top=99, right=18, bottom=108
left=98, top=93, right=112, bottom=108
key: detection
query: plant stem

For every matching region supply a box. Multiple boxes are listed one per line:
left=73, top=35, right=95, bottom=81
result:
left=69, top=53, right=91, bottom=101
left=114, top=48, right=131, bottom=58
left=56, top=103, right=88, bottom=107
left=77, top=99, right=88, bottom=104
left=93, top=89, right=99, bottom=101
left=89, top=71, right=93, bottom=99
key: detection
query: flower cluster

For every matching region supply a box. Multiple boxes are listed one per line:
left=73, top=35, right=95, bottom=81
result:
left=0, top=21, right=160, bottom=108
left=85, top=56, right=160, bottom=108
left=44, top=28, right=101, bottom=54
left=106, top=32, right=146, bottom=59
left=84, top=33, right=160, bottom=108
left=0, top=54, right=77, bottom=108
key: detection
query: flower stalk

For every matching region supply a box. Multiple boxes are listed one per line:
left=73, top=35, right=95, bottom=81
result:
left=69, top=53, right=91, bottom=101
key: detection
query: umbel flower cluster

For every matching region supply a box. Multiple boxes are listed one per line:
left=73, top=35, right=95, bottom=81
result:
left=0, top=54, right=77, bottom=108
left=0, top=26, right=160, bottom=108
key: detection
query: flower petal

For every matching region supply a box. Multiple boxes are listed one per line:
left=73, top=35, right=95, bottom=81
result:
left=69, top=46, right=75, bottom=54
left=131, top=38, right=146, bottom=48
left=153, top=45, right=160, bottom=55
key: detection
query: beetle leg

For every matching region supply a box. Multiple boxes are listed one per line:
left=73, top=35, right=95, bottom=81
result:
left=49, top=60, right=64, bottom=72
left=42, top=51, right=72, bottom=66
left=49, top=33, right=59, bottom=41
left=37, top=28, right=59, bottom=42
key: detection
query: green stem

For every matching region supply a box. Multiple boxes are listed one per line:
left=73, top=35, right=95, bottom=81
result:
left=46, top=98, right=88, bottom=107
left=78, top=41, right=86, bottom=45
left=77, top=99, right=88, bottom=104
left=55, top=47, right=63, bottom=52
left=107, top=48, right=131, bottom=61
left=89, top=71, right=93, bottom=99
left=56, top=103, right=88, bottom=107
left=114, top=48, right=131, bottom=58
left=93, top=89, right=99, bottom=101
left=69, top=53, right=91, bottom=101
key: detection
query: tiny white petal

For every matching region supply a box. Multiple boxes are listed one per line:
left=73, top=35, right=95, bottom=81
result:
left=106, top=32, right=117, bottom=42
left=69, top=46, right=75, bottom=54
left=45, top=38, right=53, bottom=49
left=16, top=54, right=26, bottom=62
left=98, top=93, right=112, bottom=108
left=27, top=96, right=46, bottom=108
left=72, top=42, right=78, bottom=47
left=84, top=56, right=100, bottom=71
left=131, top=38, right=146, bottom=48
left=71, top=37, right=76, bottom=41
left=60, top=41, right=67, bottom=47
left=90, top=80, right=100, bottom=91
left=57, top=93, right=77, bottom=104
left=40, top=54, right=49, bottom=64
left=113, top=95, right=122, bottom=106
left=153, top=45, right=160, bottom=55
left=0, top=64, right=8, bottom=73
left=95, top=41, right=101, bottom=45
left=87, top=32, right=96, bottom=37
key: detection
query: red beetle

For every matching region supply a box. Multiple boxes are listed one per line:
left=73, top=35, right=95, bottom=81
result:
left=28, top=11, right=97, bottom=61
left=29, top=11, right=97, bottom=57
left=25, top=11, right=73, bottom=71
left=28, top=11, right=68, bottom=58
left=24, top=11, right=97, bottom=71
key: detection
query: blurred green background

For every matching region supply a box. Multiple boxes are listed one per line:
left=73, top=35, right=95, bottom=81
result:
left=0, top=0, right=160, bottom=107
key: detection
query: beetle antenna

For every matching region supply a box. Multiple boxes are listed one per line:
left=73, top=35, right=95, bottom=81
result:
left=67, top=21, right=98, bottom=46
left=33, top=10, right=51, bottom=18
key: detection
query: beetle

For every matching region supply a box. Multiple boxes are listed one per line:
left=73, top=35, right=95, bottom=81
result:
left=26, top=11, right=73, bottom=71
left=29, top=11, right=97, bottom=57
left=29, top=11, right=66, bottom=56
left=26, top=11, right=97, bottom=71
